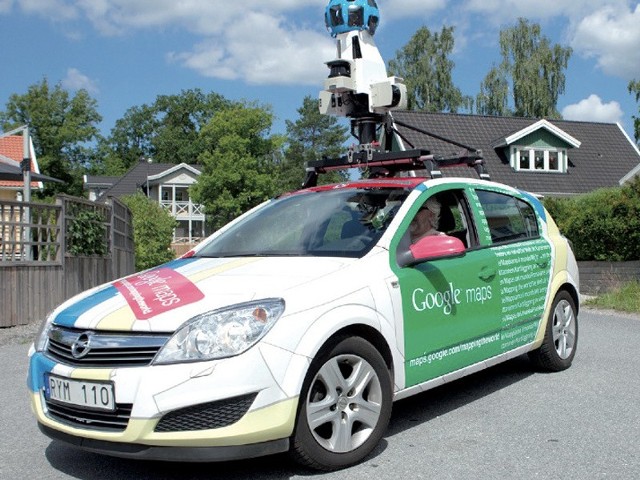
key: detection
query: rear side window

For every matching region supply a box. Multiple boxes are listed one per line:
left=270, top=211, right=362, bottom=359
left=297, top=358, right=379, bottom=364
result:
left=475, top=190, right=539, bottom=244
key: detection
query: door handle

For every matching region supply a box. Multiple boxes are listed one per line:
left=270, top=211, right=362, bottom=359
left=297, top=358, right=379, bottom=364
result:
left=478, top=267, right=496, bottom=281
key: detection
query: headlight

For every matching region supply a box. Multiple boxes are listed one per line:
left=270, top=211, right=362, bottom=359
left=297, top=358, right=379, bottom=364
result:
left=34, top=312, right=55, bottom=352
left=153, top=298, right=285, bottom=365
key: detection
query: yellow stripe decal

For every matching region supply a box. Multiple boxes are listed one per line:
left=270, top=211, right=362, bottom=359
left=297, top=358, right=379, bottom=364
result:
left=96, top=258, right=260, bottom=331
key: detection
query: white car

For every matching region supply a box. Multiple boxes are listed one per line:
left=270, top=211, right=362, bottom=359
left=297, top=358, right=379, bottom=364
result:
left=28, top=175, right=579, bottom=470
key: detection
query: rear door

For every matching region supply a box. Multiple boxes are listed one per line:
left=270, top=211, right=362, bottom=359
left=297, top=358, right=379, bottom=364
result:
left=471, top=188, right=553, bottom=354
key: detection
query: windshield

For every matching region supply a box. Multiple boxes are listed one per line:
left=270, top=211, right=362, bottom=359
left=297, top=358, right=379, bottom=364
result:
left=196, top=187, right=409, bottom=258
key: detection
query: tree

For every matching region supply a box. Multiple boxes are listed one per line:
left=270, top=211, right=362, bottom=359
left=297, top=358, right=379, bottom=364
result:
left=121, top=194, right=177, bottom=270
left=281, top=95, right=350, bottom=191
left=476, top=65, right=511, bottom=116
left=190, top=103, right=280, bottom=230
left=388, top=26, right=472, bottom=113
left=101, top=89, right=233, bottom=174
left=497, top=18, right=572, bottom=118
left=629, top=79, right=640, bottom=144
left=0, top=78, right=102, bottom=196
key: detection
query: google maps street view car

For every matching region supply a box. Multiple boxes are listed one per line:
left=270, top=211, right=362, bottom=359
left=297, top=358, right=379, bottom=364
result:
left=27, top=151, right=579, bottom=470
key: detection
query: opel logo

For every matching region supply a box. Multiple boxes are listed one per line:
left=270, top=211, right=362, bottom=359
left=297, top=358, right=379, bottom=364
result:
left=71, top=332, right=92, bottom=359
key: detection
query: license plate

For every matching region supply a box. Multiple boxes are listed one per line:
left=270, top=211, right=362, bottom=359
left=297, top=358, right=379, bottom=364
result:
left=45, top=374, right=115, bottom=411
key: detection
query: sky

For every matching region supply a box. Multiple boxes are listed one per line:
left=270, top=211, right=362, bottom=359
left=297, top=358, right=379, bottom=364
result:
left=1, top=0, right=639, bottom=146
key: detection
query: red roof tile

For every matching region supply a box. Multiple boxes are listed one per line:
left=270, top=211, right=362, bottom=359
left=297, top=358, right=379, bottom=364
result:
left=0, top=135, right=42, bottom=188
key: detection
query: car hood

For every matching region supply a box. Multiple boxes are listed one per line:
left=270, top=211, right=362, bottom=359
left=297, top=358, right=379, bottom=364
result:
left=51, top=256, right=355, bottom=333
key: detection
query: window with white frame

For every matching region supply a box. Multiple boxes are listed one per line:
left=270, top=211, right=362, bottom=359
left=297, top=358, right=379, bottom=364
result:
left=511, top=147, right=566, bottom=173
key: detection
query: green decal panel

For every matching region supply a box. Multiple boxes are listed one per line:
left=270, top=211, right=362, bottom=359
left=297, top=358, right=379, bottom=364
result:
left=394, top=185, right=553, bottom=388
left=398, top=251, right=502, bottom=386
left=495, top=239, right=552, bottom=348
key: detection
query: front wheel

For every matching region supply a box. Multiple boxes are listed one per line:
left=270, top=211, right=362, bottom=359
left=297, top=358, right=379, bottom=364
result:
left=529, top=290, right=578, bottom=371
left=291, top=336, right=392, bottom=471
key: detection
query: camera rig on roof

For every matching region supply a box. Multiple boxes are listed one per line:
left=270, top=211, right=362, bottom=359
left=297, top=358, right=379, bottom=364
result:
left=313, top=1, right=489, bottom=190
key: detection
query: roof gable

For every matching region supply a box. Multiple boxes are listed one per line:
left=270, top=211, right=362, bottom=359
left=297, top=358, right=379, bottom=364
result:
left=493, top=119, right=581, bottom=149
left=147, top=163, right=201, bottom=182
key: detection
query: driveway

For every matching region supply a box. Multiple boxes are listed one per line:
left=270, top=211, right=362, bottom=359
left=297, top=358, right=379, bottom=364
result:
left=1, top=308, right=638, bottom=479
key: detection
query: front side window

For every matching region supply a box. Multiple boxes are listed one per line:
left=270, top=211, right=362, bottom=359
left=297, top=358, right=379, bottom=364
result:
left=476, top=190, right=539, bottom=244
left=197, top=188, right=408, bottom=259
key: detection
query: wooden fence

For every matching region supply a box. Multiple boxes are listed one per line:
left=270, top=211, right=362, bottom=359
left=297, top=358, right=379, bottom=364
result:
left=0, top=195, right=135, bottom=327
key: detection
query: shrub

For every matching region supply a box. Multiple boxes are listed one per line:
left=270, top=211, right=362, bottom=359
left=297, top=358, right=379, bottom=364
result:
left=121, top=194, right=177, bottom=271
left=544, top=179, right=640, bottom=261
left=67, top=209, right=108, bottom=256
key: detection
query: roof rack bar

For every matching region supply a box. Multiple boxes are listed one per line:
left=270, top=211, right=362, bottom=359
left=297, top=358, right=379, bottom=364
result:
left=301, top=148, right=489, bottom=188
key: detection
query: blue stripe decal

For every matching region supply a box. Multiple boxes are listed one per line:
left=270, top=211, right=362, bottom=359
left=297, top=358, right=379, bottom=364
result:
left=27, top=353, right=58, bottom=392
left=53, top=258, right=200, bottom=328
left=54, top=286, right=119, bottom=328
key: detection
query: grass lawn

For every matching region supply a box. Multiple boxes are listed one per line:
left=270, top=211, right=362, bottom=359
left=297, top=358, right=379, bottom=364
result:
left=584, top=281, right=640, bottom=314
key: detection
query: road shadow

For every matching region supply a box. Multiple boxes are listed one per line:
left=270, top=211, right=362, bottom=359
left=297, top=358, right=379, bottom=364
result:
left=386, top=354, right=536, bottom=438
left=44, top=355, right=536, bottom=479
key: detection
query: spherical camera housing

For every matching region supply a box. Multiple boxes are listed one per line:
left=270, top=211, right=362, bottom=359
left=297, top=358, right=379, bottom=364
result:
left=325, top=0, right=380, bottom=37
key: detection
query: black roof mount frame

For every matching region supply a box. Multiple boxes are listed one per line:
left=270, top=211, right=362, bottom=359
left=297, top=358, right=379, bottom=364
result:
left=302, top=147, right=489, bottom=189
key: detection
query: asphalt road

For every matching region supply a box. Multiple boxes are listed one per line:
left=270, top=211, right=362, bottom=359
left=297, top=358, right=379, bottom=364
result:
left=1, top=308, right=638, bottom=480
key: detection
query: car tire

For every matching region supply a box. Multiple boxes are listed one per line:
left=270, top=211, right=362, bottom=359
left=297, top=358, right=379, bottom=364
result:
left=291, top=336, right=392, bottom=471
left=528, top=290, right=578, bottom=371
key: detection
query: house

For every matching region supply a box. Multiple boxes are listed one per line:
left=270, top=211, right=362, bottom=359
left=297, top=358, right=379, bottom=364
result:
left=0, top=135, right=43, bottom=201
left=387, top=111, right=640, bottom=196
left=85, top=161, right=207, bottom=244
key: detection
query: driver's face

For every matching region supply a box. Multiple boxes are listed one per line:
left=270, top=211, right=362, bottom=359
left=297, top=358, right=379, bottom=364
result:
left=409, top=208, right=433, bottom=241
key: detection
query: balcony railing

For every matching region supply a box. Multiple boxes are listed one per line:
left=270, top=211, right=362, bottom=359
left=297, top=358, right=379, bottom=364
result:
left=160, top=200, right=205, bottom=218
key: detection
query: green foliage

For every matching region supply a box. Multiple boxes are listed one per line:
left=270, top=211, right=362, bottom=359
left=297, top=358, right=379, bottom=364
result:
left=121, top=194, right=177, bottom=270
left=544, top=179, right=640, bottom=261
left=190, top=103, right=280, bottom=231
left=99, top=89, right=233, bottom=174
left=476, top=66, right=511, bottom=116
left=629, top=79, right=640, bottom=144
left=67, top=209, right=108, bottom=256
left=388, top=26, right=472, bottom=113
left=0, top=78, right=102, bottom=196
left=281, top=96, right=349, bottom=191
left=498, top=18, right=572, bottom=118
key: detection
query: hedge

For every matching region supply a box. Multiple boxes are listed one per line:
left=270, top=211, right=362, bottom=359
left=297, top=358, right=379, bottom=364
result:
left=543, top=177, right=640, bottom=261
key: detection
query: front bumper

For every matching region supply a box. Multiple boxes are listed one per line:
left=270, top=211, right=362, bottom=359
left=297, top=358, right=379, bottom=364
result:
left=38, top=423, right=290, bottom=462
left=28, top=340, right=306, bottom=457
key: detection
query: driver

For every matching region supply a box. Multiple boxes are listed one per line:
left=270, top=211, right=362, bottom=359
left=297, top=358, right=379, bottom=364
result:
left=409, top=197, right=443, bottom=243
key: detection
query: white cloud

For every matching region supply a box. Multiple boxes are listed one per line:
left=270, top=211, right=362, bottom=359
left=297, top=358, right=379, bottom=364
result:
left=0, top=0, right=13, bottom=14
left=74, top=0, right=325, bottom=36
left=562, top=94, right=623, bottom=123
left=23, top=0, right=331, bottom=86
left=170, top=12, right=334, bottom=86
left=18, top=0, right=77, bottom=21
left=570, top=4, right=640, bottom=80
left=463, top=0, right=628, bottom=23
left=382, top=0, right=447, bottom=21
left=62, top=68, right=99, bottom=94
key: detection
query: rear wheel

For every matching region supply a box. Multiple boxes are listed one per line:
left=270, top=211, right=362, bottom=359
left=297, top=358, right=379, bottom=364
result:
left=529, top=290, right=578, bottom=371
left=291, top=336, right=392, bottom=471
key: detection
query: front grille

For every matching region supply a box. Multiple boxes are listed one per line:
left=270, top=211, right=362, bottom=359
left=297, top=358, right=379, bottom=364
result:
left=45, top=399, right=133, bottom=431
left=46, top=326, right=170, bottom=367
left=154, top=394, right=257, bottom=432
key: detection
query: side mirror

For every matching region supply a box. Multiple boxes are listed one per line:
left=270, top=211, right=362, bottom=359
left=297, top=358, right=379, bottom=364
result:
left=397, top=235, right=466, bottom=267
